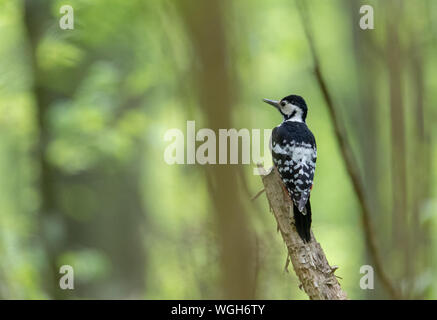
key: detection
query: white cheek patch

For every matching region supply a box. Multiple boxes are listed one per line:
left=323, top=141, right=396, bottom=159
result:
left=285, top=104, right=304, bottom=122
left=281, top=103, right=293, bottom=115
left=281, top=103, right=301, bottom=116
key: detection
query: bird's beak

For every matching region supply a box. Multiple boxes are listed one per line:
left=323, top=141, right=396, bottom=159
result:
left=263, top=98, right=280, bottom=109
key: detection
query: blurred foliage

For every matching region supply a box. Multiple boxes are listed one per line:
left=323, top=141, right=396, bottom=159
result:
left=0, top=0, right=435, bottom=299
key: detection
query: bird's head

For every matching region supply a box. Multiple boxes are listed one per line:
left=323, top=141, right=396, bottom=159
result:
left=263, top=94, right=308, bottom=122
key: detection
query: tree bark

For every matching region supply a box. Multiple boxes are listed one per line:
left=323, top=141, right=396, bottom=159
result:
left=258, top=166, right=347, bottom=300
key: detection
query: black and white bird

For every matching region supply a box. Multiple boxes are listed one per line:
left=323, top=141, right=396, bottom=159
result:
left=263, top=95, right=317, bottom=242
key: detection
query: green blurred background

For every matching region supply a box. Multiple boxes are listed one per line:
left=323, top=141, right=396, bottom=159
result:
left=0, top=0, right=436, bottom=299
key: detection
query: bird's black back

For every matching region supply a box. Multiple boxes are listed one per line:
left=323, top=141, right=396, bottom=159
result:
left=272, top=121, right=315, bottom=146
left=271, top=121, right=317, bottom=211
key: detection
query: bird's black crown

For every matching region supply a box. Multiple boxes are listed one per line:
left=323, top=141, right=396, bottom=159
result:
left=281, top=94, right=307, bottom=110
left=281, top=95, right=308, bottom=121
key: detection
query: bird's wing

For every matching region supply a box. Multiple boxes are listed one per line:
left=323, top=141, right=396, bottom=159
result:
left=272, top=125, right=317, bottom=213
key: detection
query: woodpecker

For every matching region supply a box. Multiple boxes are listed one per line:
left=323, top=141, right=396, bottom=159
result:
left=263, top=95, right=317, bottom=242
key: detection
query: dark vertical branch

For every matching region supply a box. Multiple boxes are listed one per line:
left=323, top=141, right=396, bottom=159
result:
left=23, top=0, right=62, bottom=298
left=296, top=0, right=402, bottom=299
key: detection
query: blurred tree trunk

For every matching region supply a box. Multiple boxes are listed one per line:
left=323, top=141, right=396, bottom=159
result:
left=408, top=0, right=432, bottom=298
left=384, top=0, right=431, bottom=297
left=385, top=0, right=411, bottom=284
left=347, top=1, right=380, bottom=212
left=23, top=0, right=63, bottom=298
left=176, top=0, right=256, bottom=299
left=23, top=0, right=147, bottom=298
left=345, top=0, right=384, bottom=299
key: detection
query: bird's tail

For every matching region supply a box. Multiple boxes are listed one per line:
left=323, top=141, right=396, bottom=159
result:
left=293, top=199, right=312, bottom=243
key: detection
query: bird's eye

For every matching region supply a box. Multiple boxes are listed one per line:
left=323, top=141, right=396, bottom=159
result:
left=280, top=102, right=286, bottom=107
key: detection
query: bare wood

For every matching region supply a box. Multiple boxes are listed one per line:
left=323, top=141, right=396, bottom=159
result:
left=258, top=165, right=347, bottom=300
